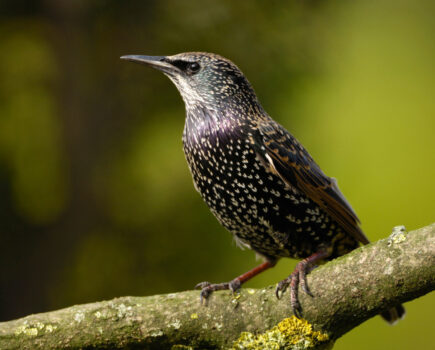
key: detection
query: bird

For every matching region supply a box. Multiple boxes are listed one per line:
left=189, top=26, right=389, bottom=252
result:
left=121, top=52, right=405, bottom=323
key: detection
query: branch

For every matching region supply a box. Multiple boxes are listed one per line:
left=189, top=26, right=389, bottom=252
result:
left=1, top=223, right=434, bottom=349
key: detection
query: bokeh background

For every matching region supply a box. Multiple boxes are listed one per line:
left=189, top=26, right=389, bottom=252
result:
left=0, top=0, right=433, bottom=348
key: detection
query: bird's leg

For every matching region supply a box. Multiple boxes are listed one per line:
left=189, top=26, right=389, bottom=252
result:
left=195, top=260, right=276, bottom=305
left=275, top=249, right=330, bottom=316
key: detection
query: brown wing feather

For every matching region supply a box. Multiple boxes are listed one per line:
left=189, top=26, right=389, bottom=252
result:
left=256, top=120, right=369, bottom=245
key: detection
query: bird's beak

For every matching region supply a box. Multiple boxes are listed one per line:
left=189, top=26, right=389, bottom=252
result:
left=120, top=55, right=179, bottom=75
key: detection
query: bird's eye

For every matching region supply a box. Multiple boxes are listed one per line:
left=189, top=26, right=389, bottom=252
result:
left=187, top=62, right=200, bottom=74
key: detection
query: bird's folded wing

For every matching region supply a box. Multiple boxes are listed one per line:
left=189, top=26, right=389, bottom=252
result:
left=254, top=120, right=369, bottom=245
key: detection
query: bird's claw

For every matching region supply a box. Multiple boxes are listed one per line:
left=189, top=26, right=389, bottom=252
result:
left=228, top=279, right=241, bottom=293
left=195, top=278, right=242, bottom=305
left=275, top=277, right=291, bottom=299
left=275, top=260, right=315, bottom=316
left=195, top=281, right=211, bottom=290
left=195, top=279, right=241, bottom=305
left=299, top=270, right=314, bottom=297
left=195, top=281, right=214, bottom=305
left=199, top=288, right=211, bottom=305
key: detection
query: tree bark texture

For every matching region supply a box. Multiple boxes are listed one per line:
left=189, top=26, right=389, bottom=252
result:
left=0, top=223, right=434, bottom=349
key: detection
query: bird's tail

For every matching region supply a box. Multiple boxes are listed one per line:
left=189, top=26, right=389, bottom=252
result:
left=380, top=304, right=406, bottom=325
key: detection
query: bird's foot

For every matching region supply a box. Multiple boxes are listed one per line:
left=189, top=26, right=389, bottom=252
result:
left=275, top=260, right=315, bottom=317
left=195, top=279, right=241, bottom=305
left=194, top=261, right=275, bottom=305
left=275, top=249, right=330, bottom=316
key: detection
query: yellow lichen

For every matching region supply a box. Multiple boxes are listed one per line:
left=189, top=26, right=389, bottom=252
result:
left=388, top=225, right=408, bottom=246
left=45, top=325, right=55, bottom=333
left=232, top=292, right=242, bottom=301
left=23, top=327, right=38, bottom=337
left=15, top=325, right=38, bottom=337
left=232, top=316, right=331, bottom=350
left=277, top=317, right=329, bottom=345
left=15, top=321, right=58, bottom=337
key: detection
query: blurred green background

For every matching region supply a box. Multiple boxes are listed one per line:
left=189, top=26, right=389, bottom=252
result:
left=0, top=0, right=433, bottom=348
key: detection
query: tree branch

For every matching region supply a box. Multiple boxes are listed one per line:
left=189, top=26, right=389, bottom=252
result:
left=1, top=223, right=434, bottom=349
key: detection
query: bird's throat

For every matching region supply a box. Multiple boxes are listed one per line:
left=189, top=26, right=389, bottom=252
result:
left=182, top=104, right=246, bottom=149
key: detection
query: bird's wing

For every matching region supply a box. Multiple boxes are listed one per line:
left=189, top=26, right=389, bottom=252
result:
left=254, top=120, right=369, bottom=245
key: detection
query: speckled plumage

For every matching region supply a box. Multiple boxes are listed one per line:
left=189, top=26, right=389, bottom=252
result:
left=122, top=52, right=405, bottom=323
left=183, top=106, right=359, bottom=261
left=170, top=52, right=365, bottom=262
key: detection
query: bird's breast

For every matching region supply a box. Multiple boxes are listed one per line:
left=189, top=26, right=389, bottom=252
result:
left=182, top=114, right=296, bottom=257
left=181, top=109, right=354, bottom=260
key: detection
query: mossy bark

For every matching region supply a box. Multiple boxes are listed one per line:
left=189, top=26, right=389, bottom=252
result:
left=0, top=223, right=434, bottom=349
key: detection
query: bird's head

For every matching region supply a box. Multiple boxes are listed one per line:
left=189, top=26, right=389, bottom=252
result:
left=121, top=52, right=260, bottom=111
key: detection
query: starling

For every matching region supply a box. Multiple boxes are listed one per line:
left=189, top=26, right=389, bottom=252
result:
left=121, top=52, right=405, bottom=323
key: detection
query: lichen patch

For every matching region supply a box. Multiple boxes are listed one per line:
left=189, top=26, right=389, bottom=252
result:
left=232, top=316, right=330, bottom=349
left=170, top=319, right=182, bottom=329
left=114, top=303, right=133, bottom=319
left=14, top=320, right=58, bottom=337
left=45, top=324, right=57, bottom=333
left=388, top=226, right=408, bottom=246
left=74, top=311, right=85, bottom=323
left=151, top=330, right=164, bottom=337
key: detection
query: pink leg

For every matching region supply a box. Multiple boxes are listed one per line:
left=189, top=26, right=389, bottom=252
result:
left=196, top=260, right=276, bottom=304
left=276, top=250, right=330, bottom=316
